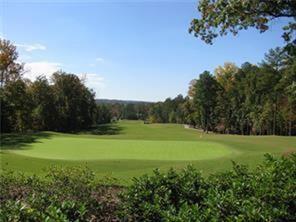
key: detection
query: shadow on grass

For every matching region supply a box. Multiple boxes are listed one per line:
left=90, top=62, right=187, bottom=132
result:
left=83, top=124, right=124, bottom=135
left=1, top=123, right=123, bottom=150
left=0, top=132, right=52, bottom=150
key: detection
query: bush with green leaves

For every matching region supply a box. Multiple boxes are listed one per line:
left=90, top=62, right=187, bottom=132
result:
left=120, top=154, right=296, bottom=221
left=1, top=154, right=295, bottom=221
left=0, top=166, right=121, bottom=222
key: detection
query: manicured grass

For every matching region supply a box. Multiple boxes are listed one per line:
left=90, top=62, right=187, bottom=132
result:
left=10, top=138, right=233, bottom=161
left=1, top=120, right=295, bottom=184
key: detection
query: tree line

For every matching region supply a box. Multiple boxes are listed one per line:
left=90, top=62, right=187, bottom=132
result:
left=147, top=47, right=296, bottom=136
left=97, top=96, right=186, bottom=124
left=96, top=102, right=151, bottom=123
left=0, top=39, right=108, bottom=133
left=1, top=38, right=295, bottom=136
left=0, top=38, right=154, bottom=133
left=181, top=0, right=296, bottom=136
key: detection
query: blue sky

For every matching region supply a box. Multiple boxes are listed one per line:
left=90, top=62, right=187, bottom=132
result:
left=1, top=0, right=286, bottom=101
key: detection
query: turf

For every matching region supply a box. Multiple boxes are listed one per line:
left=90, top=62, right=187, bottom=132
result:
left=10, top=138, right=233, bottom=161
left=1, top=120, right=295, bottom=184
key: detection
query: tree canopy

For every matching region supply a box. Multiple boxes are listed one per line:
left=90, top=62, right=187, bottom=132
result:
left=189, top=0, right=296, bottom=44
left=0, top=39, right=23, bottom=87
left=0, top=39, right=100, bottom=133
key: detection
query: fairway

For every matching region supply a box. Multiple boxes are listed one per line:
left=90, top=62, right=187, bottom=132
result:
left=8, top=138, right=233, bottom=161
left=1, top=120, right=295, bottom=184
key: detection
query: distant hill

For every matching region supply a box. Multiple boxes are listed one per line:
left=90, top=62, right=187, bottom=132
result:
left=96, top=99, right=154, bottom=105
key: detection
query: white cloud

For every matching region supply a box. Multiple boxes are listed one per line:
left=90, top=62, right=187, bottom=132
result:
left=79, top=73, right=105, bottom=97
left=89, top=57, right=105, bottom=67
left=16, top=43, right=46, bottom=52
left=18, top=54, right=32, bottom=62
left=24, top=61, right=61, bottom=80
left=95, top=57, right=104, bottom=62
left=80, top=73, right=105, bottom=97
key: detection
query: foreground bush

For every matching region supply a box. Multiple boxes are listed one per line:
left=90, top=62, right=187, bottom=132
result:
left=120, top=154, right=296, bottom=221
left=0, top=167, right=121, bottom=222
left=1, top=154, right=295, bottom=221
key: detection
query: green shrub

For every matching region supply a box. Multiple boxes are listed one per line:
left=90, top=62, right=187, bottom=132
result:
left=0, top=166, right=121, bottom=222
left=120, top=154, right=296, bottom=221
left=0, top=199, right=87, bottom=222
left=1, top=154, right=295, bottom=221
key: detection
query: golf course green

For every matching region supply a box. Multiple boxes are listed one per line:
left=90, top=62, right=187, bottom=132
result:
left=1, top=120, right=295, bottom=184
left=10, top=138, right=233, bottom=161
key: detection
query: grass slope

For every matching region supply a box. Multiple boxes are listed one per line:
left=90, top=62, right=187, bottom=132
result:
left=1, top=120, right=295, bottom=184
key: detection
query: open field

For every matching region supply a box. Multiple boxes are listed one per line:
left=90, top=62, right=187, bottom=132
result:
left=1, top=120, right=295, bottom=184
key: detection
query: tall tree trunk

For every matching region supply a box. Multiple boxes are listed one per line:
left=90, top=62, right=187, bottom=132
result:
left=247, top=120, right=250, bottom=135
left=240, top=121, right=244, bottom=135
left=288, top=103, right=292, bottom=136
left=273, top=99, right=277, bottom=135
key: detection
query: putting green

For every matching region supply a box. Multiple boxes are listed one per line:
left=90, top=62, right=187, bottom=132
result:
left=9, top=137, right=233, bottom=161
